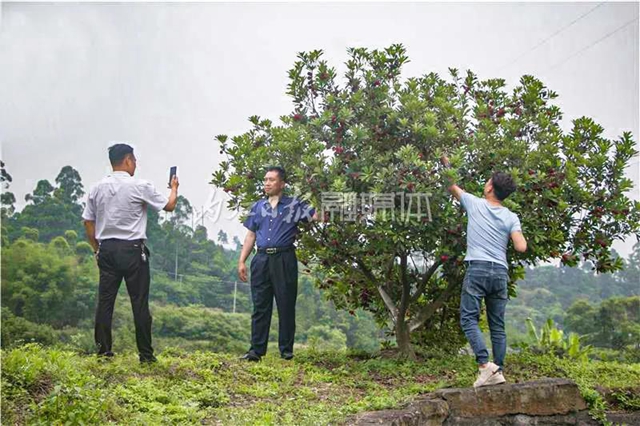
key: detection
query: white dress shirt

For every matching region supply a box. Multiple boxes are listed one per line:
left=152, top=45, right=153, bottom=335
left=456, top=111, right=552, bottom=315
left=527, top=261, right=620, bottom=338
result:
left=82, top=171, right=168, bottom=241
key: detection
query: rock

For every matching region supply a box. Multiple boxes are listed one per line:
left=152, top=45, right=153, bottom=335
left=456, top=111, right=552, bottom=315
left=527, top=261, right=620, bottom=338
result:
left=605, top=412, right=640, bottom=425
left=441, top=412, right=597, bottom=425
left=434, top=378, right=587, bottom=418
left=349, top=398, right=448, bottom=426
left=349, top=378, right=599, bottom=426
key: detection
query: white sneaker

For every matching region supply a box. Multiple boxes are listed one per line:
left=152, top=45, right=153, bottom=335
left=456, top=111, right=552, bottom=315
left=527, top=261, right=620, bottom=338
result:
left=473, top=362, right=505, bottom=388
left=483, top=371, right=506, bottom=386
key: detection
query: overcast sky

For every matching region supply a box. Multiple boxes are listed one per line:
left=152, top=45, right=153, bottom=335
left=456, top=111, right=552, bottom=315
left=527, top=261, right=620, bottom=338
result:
left=1, top=2, right=638, bottom=256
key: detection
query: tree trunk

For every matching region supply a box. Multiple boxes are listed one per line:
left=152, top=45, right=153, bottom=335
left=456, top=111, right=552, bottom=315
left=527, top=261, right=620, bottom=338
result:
left=395, top=316, right=416, bottom=360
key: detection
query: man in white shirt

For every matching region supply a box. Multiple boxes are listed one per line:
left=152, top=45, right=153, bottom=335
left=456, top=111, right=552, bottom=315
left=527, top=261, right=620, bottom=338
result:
left=82, top=143, right=179, bottom=363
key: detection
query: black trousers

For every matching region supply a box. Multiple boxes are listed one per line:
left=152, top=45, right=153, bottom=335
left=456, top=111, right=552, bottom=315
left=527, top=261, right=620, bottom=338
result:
left=95, top=239, right=154, bottom=361
left=249, top=250, right=298, bottom=356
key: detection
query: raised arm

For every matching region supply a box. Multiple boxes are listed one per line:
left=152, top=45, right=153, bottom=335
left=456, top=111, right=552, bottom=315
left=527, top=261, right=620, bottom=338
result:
left=163, top=176, right=179, bottom=212
left=440, top=156, right=464, bottom=201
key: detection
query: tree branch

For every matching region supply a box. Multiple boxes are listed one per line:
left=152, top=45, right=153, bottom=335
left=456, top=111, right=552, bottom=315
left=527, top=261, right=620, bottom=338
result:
left=383, top=255, right=396, bottom=293
left=408, top=278, right=460, bottom=332
left=398, top=253, right=410, bottom=319
left=356, top=258, right=399, bottom=324
left=377, top=285, right=398, bottom=324
left=410, top=260, right=442, bottom=305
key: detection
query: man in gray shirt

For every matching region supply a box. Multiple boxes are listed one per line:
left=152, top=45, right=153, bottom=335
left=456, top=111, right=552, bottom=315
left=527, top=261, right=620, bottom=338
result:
left=83, top=144, right=179, bottom=363
left=441, top=156, right=527, bottom=387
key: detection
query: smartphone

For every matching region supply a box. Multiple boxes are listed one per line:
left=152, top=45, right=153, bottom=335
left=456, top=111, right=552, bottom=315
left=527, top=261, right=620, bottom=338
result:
left=168, top=166, right=177, bottom=188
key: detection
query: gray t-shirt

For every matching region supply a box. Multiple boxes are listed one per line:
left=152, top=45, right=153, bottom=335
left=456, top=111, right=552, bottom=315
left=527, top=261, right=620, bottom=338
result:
left=82, top=171, right=168, bottom=241
left=461, top=191, right=522, bottom=269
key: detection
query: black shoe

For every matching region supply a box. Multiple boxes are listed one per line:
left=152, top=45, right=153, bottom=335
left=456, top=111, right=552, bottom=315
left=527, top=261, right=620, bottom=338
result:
left=240, top=351, right=261, bottom=362
left=97, top=351, right=115, bottom=361
left=281, top=352, right=294, bottom=360
left=140, top=356, right=157, bottom=364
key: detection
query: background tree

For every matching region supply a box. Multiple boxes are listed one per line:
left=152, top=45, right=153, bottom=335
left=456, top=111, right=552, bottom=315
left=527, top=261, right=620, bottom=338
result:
left=1, top=237, right=96, bottom=328
left=565, top=296, right=640, bottom=350
left=212, top=44, right=640, bottom=358
left=217, top=230, right=229, bottom=245
left=1, top=160, right=16, bottom=216
left=1, top=161, right=17, bottom=247
left=13, top=166, right=85, bottom=242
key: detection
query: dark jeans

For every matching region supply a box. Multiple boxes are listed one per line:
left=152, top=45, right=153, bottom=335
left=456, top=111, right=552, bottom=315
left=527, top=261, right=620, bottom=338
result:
left=249, top=250, right=298, bottom=356
left=95, top=239, right=154, bottom=361
left=460, top=261, right=509, bottom=368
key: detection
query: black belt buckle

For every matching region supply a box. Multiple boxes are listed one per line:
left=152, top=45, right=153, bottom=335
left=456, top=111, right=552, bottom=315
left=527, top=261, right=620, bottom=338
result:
left=266, top=247, right=277, bottom=255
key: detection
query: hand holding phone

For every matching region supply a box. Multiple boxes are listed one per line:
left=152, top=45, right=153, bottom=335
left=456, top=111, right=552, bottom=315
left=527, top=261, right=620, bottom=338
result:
left=168, top=166, right=178, bottom=189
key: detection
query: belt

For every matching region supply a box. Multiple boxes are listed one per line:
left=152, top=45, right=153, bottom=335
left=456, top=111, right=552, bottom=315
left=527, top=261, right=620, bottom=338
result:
left=256, top=246, right=295, bottom=255
left=101, top=238, right=144, bottom=244
left=465, top=260, right=507, bottom=268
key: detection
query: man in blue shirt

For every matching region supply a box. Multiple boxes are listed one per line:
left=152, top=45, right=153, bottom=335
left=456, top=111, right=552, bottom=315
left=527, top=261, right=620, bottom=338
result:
left=237, top=166, right=317, bottom=361
left=441, top=156, right=527, bottom=387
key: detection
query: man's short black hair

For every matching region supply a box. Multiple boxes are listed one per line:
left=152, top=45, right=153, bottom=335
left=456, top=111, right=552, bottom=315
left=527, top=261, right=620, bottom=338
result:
left=108, top=144, right=134, bottom=166
left=491, top=172, right=516, bottom=201
left=266, top=166, right=286, bottom=182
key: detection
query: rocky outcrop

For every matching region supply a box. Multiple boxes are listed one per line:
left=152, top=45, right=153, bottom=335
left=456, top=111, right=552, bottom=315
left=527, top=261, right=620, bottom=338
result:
left=349, top=378, right=601, bottom=425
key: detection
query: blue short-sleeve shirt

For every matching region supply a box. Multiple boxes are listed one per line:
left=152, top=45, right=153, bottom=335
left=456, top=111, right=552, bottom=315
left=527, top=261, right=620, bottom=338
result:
left=460, top=192, right=522, bottom=269
left=243, top=196, right=315, bottom=248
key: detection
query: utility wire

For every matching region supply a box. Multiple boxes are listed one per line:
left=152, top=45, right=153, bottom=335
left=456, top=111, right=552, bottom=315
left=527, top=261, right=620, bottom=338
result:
left=546, top=16, right=639, bottom=72
left=497, top=2, right=606, bottom=73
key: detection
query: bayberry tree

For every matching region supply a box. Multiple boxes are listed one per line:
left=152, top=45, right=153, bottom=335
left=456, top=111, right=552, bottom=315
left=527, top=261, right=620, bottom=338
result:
left=212, top=44, right=640, bottom=358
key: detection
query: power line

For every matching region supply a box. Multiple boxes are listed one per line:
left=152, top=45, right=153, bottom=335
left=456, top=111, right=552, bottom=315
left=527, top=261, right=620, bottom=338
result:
left=546, top=16, right=639, bottom=72
left=149, top=267, right=247, bottom=286
left=497, top=2, right=606, bottom=73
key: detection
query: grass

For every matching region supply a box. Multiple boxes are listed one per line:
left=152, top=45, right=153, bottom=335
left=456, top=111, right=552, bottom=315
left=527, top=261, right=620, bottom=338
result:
left=2, top=344, right=639, bottom=425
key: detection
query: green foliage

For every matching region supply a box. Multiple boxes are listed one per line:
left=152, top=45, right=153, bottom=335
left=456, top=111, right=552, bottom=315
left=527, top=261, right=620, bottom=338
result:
left=1, top=160, right=16, bottom=217
left=20, top=227, right=39, bottom=242
left=307, top=325, right=347, bottom=351
left=211, top=44, right=640, bottom=356
left=506, top=244, right=640, bottom=344
left=1, top=238, right=97, bottom=328
left=2, top=345, right=638, bottom=425
left=565, top=296, right=640, bottom=350
left=153, top=305, right=251, bottom=353
left=296, top=274, right=381, bottom=352
left=10, top=166, right=86, bottom=242
left=1, top=308, right=60, bottom=348
left=525, top=317, right=592, bottom=361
